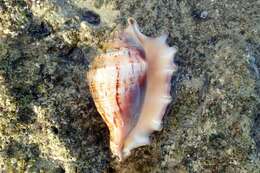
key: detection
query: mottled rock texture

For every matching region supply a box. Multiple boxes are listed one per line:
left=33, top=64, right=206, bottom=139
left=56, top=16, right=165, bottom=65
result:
left=0, top=0, right=259, bottom=172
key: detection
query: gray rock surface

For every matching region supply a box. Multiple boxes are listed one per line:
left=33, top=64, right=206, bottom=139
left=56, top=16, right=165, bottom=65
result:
left=0, top=0, right=259, bottom=172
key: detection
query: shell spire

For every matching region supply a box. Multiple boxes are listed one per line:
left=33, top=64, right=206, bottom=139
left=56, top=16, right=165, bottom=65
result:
left=87, top=18, right=177, bottom=161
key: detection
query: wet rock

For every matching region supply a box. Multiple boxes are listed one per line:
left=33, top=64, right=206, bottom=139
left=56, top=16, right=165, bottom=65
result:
left=0, top=1, right=7, bottom=12
left=1, top=0, right=260, bottom=172
left=208, top=36, right=218, bottom=46
left=51, top=126, right=59, bottom=135
left=54, top=167, right=65, bottom=173
left=16, top=106, right=36, bottom=124
left=28, top=20, right=52, bottom=39
left=252, top=113, right=260, bottom=153
left=67, top=47, right=88, bottom=65
left=59, top=46, right=88, bottom=65
left=81, top=10, right=101, bottom=25
left=4, top=141, right=40, bottom=159
left=209, top=133, right=227, bottom=149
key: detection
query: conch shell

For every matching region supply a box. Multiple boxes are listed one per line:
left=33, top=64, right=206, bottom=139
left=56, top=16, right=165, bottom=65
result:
left=87, top=18, right=177, bottom=160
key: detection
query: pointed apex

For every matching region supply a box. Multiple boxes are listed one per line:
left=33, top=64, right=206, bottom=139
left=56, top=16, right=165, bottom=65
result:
left=126, top=17, right=147, bottom=44
left=157, top=34, right=168, bottom=43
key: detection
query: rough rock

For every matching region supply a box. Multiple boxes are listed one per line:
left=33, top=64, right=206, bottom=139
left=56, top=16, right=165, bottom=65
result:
left=0, top=0, right=259, bottom=172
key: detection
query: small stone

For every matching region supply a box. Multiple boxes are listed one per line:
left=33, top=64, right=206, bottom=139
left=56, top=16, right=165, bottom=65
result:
left=191, top=9, right=209, bottom=21
left=200, top=11, right=208, bottom=19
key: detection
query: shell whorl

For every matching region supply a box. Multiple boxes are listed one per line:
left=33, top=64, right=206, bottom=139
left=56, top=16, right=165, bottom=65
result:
left=87, top=18, right=177, bottom=160
left=87, top=48, right=147, bottom=159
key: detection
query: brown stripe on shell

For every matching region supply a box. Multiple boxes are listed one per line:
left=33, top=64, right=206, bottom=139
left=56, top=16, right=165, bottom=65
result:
left=115, top=62, right=122, bottom=128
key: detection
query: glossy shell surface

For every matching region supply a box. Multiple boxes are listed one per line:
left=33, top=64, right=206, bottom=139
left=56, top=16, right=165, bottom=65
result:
left=87, top=18, right=177, bottom=160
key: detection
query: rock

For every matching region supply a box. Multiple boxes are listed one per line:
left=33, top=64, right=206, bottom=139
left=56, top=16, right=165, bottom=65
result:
left=0, top=0, right=259, bottom=172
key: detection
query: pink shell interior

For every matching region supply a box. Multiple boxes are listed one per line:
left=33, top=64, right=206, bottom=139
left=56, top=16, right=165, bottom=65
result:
left=121, top=18, right=177, bottom=158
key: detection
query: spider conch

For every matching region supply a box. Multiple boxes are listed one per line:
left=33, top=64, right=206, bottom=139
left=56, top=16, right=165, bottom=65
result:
left=87, top=18, right=177, bottom=160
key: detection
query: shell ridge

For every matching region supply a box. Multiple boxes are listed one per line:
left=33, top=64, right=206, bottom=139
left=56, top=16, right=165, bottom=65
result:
left=122, top=20, right=177, bottom=159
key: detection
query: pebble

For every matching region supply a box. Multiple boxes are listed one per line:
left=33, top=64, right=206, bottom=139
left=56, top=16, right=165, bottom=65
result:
left=191, top=9, right=209, bottom=20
